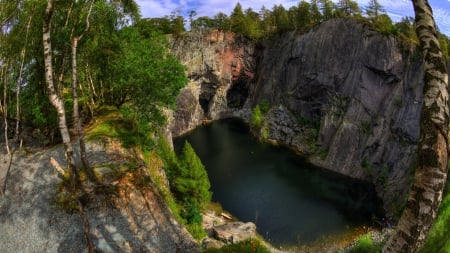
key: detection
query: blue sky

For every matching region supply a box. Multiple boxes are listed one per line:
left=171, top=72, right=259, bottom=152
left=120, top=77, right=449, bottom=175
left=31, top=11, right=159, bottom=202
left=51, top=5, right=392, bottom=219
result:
left=135, top=0, right=450, bottom=36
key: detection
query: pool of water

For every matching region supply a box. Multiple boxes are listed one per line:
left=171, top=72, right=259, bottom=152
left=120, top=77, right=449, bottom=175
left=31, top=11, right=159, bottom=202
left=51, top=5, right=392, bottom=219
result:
left=174, top=118, right=382, bottom=246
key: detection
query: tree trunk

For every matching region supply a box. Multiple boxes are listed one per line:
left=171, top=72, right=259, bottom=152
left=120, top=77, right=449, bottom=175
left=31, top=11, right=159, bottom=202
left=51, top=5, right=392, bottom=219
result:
left=71, top=0, right=95, bottom=182
left=382, top=0, right=449, bottom=252
left=43, top=0, right=79, bottom=189
left=72, top=37, right=95, bottom=182
left=1, top=60, right=10, bottom=155
left=16, top=15, right=32, bottom=146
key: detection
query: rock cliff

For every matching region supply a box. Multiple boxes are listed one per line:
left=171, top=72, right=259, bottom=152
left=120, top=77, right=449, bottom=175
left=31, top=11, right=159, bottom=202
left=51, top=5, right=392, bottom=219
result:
left=169, top=18, right=446, bottom=218
left=170, top=30, right=256, bottom=136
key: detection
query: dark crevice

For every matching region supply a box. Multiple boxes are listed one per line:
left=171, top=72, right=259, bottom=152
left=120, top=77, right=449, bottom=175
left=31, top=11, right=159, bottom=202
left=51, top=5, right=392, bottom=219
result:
left=226, top=78, right=249, bottom=109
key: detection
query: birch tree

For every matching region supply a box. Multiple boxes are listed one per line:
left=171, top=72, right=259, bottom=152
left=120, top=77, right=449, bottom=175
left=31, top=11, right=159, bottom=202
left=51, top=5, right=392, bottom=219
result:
left=43, top=0, right=79, bottom=189
left=70, top=0, right=95, bottom=181
left=383, top=0, right=449, bottom=252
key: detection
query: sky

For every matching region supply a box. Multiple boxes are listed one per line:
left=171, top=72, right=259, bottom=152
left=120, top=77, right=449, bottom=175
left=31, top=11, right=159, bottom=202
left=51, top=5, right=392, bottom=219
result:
left=135, top=0, right=450, bottom=36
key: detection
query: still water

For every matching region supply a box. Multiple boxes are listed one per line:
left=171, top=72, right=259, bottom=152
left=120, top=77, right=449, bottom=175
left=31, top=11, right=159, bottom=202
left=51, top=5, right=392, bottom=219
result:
left=174, top=118, right=382, bottom=246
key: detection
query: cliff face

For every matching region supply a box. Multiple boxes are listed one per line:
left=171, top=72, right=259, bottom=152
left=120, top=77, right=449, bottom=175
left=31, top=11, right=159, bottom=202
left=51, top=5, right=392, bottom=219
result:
left=170, top=18, right=433, bottom=218
left=170, top=30, right=256, bottom=136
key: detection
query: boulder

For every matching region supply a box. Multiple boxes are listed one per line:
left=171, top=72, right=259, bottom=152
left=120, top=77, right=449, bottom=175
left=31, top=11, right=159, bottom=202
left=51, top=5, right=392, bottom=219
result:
left=212, top=222, right=257, bottom=244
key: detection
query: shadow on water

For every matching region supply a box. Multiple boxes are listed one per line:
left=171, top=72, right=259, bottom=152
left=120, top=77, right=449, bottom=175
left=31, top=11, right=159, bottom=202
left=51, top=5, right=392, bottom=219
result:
left=174, top=118, right=384, bottom=247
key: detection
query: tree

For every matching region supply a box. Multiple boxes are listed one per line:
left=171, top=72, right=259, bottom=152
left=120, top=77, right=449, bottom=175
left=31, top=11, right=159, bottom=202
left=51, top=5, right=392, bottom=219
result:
left=318, top=0, right=336, bottom=20
left=213, top=12, right=230, bottom=31
left=108, top=26, right=186, bottom=127
left=188, top=10, right=196, bottom=30
left=296, top=1, right=312, bottom=30
left=365, top=0, right=384, bottom=20
left=395, top=17, right=417, bottom=43
left=244, top=7, right=263, bottom=39
left=174, top=141, right=212, bottom=209
left=383, top=0, right=449, bottom=252
left=310, top=0, right=323, bottom=24
left=43, top=0, right=79, bottom=189
left=230, top=2, right=246, bottom=34
left=336, top=0, right=361, bottom=17
left=272, top=4, right=291, bottom=32
left=70, top=0, right=95, bottom=181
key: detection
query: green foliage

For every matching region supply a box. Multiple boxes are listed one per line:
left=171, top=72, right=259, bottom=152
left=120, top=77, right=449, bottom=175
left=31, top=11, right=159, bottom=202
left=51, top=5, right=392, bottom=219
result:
left=174, top=141, right=212, bottom=210
left=181, top=203, right=203, bottom=224
left=259, top=99, right=271, bottom=113
left=106, top=26, right=187, bottom=127
left=395, top=17, right=417, bottom=44
left=251, top=105, right=263, bottom=128
left=347, top=234, right=382, bottom=253
left=439, top=33, right=449, bottom=61
left=157, top=140, right=211, bottom=240
left=319, top=149, right=328, bottom=160
left=261, top=124, right=269, bottom=141
left=203, top=239, right=270, bottom=253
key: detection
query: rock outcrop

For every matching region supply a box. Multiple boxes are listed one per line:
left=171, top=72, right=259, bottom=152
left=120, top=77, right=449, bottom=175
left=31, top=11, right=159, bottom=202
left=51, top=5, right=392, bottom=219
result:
left=169, top=18, right=444, bottom=218
left=170, top=30, right=256, bottom=136
left=0, top=141, right=198, bottom=253
left=212, top=222, right=257, bottom=244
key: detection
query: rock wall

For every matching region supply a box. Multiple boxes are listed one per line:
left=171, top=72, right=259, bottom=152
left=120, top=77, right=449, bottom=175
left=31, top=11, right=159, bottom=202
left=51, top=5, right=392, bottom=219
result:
left=170, top=30, right=256, bottom=136
left=169, top=18, right=444, bottom=218
left=251, top=18, right=424, bottom=218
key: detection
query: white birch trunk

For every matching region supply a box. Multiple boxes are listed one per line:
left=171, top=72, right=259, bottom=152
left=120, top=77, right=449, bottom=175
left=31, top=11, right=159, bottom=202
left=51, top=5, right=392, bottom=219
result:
left=383, top=0, right=449, bottom=252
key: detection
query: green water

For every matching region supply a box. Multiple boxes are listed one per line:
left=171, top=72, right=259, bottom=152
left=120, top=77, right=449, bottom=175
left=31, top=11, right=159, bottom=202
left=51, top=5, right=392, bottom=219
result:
left=174, top=118, right=383, bottom=246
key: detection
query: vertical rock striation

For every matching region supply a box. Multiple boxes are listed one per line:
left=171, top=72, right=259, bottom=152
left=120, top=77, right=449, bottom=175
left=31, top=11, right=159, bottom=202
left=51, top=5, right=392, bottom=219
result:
left=169, top=18, right=448, bottom=218
left=170, top=30, right=256, bottom=136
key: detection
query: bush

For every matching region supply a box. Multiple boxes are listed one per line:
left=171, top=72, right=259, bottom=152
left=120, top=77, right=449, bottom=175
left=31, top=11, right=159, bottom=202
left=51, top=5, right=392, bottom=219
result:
left=251, top=105, right=263, bottom=128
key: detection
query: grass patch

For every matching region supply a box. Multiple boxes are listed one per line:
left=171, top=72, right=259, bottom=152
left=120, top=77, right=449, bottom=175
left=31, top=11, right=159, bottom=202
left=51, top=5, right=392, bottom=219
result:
left=202, top=239, right=269, bottom=253
left=347, top=234, right=382, bottom=253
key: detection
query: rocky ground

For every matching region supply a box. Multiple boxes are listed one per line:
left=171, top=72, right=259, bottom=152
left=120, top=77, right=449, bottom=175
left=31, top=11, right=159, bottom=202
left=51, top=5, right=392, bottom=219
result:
left=0, top=140, right=198, bottom=253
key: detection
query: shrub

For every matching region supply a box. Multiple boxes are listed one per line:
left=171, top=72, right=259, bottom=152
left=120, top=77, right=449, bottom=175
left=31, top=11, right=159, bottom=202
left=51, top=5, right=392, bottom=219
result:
left=251, top=105, right=263, bottom=128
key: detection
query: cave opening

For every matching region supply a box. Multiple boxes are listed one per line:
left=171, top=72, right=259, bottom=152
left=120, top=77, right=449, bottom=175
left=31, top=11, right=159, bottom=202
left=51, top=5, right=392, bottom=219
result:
left=226, top=78, right=249, bottom=109
left=199, top=81, right=218, bottom=116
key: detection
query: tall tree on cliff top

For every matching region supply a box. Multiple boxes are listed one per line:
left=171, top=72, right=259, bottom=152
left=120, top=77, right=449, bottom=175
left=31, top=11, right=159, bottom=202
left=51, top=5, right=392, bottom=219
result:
left=383, top=0, right=449, bottom=252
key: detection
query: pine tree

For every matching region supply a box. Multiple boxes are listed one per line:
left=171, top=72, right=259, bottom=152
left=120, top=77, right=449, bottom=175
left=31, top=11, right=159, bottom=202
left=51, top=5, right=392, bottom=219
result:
left=174, top=141, right=212, bottom=209
left=365, top=0, right=384, bottom=20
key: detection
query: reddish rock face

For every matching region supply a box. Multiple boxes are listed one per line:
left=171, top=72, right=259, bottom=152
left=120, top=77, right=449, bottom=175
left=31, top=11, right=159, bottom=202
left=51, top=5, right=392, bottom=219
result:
left=170, top=30, right=257, bottom=136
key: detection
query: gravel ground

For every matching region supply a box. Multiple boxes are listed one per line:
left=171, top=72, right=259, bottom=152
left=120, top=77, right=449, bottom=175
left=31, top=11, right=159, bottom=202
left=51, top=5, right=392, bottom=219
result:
left=0, top=141, right=198, bottom=253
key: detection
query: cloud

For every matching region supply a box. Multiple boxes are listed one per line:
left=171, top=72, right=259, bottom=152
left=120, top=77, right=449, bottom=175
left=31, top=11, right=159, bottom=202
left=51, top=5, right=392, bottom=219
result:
left=434, top=8, right=450, bottom=35
left=137, top=0, right=179, bottom=17
left=136, top=0, right=450, bottom=35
